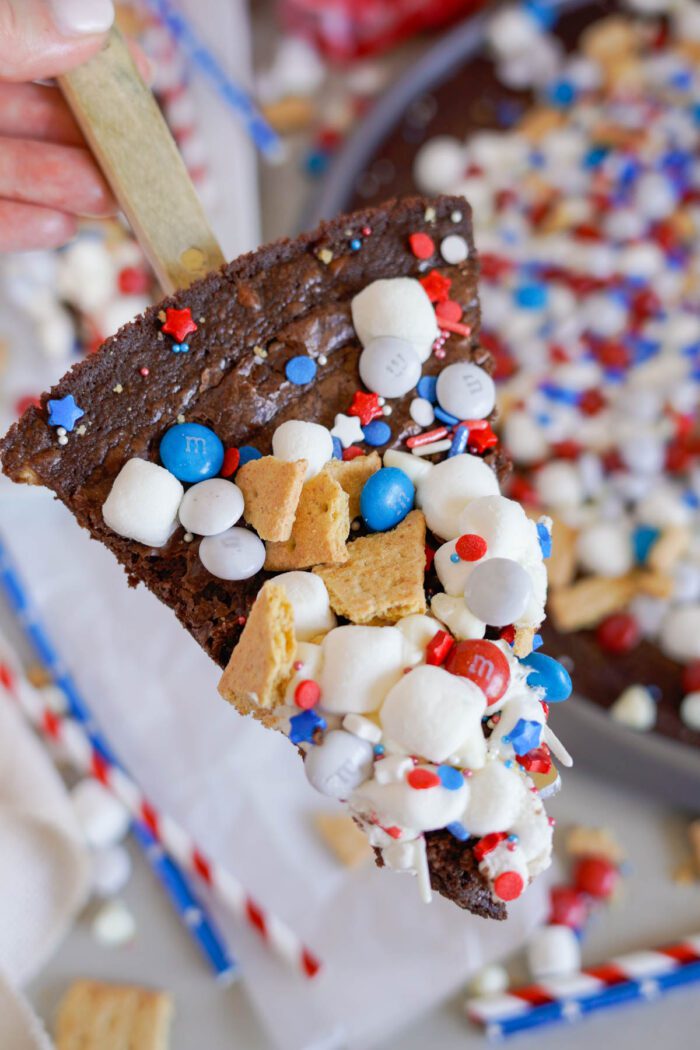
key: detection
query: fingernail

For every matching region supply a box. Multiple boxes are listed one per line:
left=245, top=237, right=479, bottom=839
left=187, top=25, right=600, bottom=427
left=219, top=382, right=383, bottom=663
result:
left=49, top=0, right=115, bottom=35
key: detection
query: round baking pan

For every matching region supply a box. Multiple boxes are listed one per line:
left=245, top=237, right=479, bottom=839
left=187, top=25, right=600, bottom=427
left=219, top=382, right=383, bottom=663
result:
left=307, top=0, right=700, bottom=808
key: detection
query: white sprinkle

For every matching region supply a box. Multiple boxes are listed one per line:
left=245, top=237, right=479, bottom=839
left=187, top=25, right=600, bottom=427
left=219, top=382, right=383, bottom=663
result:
left=113, top=384, right=123, bottom=394
left=318, top=354, right=328, bottom=365
left=411, top=438, right=452, bottom=456
left=450, top=210, right=463, bottom=223
left=383, top=405, right=392, bottom=416
left=76, top=424, right=87, bottom=436
left=184, top=532, right=194, bottom=542
left=440, top=234, right=469, bottom=264
left=424, top=206, right=437, bottom=223
left=409, top=397, right=435, bottom=427
left=56, top=426, right=66, bottom=436
left=177, top=414, right=185, bottom=424
left=58, top=435, right=68, bottom=446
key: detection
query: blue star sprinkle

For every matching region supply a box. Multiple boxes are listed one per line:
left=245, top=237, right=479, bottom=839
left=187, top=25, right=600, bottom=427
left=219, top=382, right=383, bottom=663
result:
left=47, top=394, right=84, bottom=432
left=289, top=710, right=327, bottom=745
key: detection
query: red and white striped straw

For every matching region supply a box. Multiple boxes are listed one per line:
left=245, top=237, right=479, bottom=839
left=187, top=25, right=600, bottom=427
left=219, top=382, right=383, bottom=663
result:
left=0, top=663, right=321, bottom=979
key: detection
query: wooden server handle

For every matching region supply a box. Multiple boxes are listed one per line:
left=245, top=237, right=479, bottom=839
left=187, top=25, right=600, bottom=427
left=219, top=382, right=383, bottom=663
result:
left=59, top=28, right=225, bottom=294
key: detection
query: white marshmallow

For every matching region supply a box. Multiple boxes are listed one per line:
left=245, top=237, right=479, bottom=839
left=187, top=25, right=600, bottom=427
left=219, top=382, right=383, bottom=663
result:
left=351, top=767, right=469, bottom=833
left=319, top=625, right=406, bottom=714
left=384, top=448, right=434, bottom=485
left=610, top=685, right=657, bottom=731
left=57, top=239, right=115, bottom=314
left=102, top=459, right=184, bottom=548
left=373, top=754, right=414, bottom=785
left=659, top=605, right=700, bottom=663
left=351, top=278, right=438, bottom=363
left=178, top=478, right=244, bottom=536
left=70, top=779, right=130, bottom=850
left=527, top=924, right=581, bottom=981
left=270, top=571, right=336, bottom=641
left=304, top=730, right=375, bottom=798
left=92, top=845, right=132, bottom=898
left=92, top=899, right=136, bottom=947
left=413, top=135, right=466, bottom=195
left=381, top=665, right=486, bottom=767
left=435, top=539, right=476, bottom=596
left=680, top=692, right=700, bottom=732
left=416, top=454, right=499, bottom=539
left=272, top=420, right=333, bottom=480
left=576, top=521, right=633, bottom=578
left=395, top=613, right=442, bottom=665
left=467, top=964, right=509, bottom=998
left=431, top=593, right=486, bottom=641
left=342, top=713, right=382, bottom=743
left=503, top=410, right=549, bottom=465
left=535, top=461, right=584, bottom=510
left=283, top=641, right=323, bottom=705
left=461, top=759, right=527, bottom=836
left=436, top=363, right=496, bottom=421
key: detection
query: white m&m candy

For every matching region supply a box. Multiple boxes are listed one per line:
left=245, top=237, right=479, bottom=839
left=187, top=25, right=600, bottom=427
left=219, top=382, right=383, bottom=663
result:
left=351, top=277, right=438, bottom=363
left=436, top=362, right=495, bottom=421
left=416, top=454, right=499, bottom=539
left=199, top=527, right=265, bottom=580
left=304, top=730, right=374, bottom=798
left=102, top=458, right=183, bottom=548
left=178, top=478, right=244, bottom=536
left=359, top=337, right=422, bottom=398
left=527, top=924, right=581, bottom=981
left=413, top=135, right=466, bottom=194
left=270, top=571, right=336, bottom=641
left=659, top=604, right=700, bottom=663
left=464, top=558, right=532, bottom=626
left=272, top=419, right=333, bottom=480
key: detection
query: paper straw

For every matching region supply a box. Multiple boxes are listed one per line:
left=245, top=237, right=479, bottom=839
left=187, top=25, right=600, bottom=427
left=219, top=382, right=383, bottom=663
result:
left=0, top=632, right=237, bottom=982
left=466, top=934, right=700, bottom=1039
left=0, top=534, right=322, bottom=978
left=143, top=0, right=283, bottom=162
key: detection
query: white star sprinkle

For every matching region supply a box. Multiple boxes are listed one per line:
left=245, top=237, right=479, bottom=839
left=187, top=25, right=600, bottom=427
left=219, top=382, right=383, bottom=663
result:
left=331, top=412, right=364, bottom=448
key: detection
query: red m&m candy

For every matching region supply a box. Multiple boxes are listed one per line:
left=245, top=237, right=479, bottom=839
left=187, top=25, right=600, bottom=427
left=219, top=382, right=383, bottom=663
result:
left=596, top=612, right=640, bottom=654
left=573, top=855, right=618, bottom=899
left=549, top=885, right=589, bottom=929
left=444, top=639, right=510, bottom=707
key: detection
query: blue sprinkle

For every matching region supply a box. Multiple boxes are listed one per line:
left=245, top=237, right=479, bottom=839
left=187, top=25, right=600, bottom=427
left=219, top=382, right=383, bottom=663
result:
left=373, top=744, right=385, bottom=756
left=417, top=375, right=437, bottom=403
left=633, top=524, right=660, bottom=565
left=514, top=282, right=548, bottom=310
left=547, top=79, right=576, bottom=107
left=504, top=759, right=514, bottom=769
left=304, top=149, right=329, bottom=177
left=349, top=238, right=362, bottom=251
left=533, top=634, right=543, bottom=651
left=448, top=423, right=469, bottom=458
left=683, top=490, right=700, bottom=509
left=507, top=833, right=519, bottom=844
left=584, top=145, right=609, bottom=168
left=285, top=355, right=317, bottom=385
left=238, top=445, right=263, bottom=468
left=437, top=765, right=464, bottom=791
left=445, top=821, right=469, bottom=842
left=172, top=342, right=190, bottom=354
left=450, top=553, right=461, bottom=564
left=524, top=0, right=557, bottom=28
left=289, top=710, right=326, bottom=745
left=331, top=436, right=343, bottom=460
left=362, top=419, right=391, bottom=446
left=540, top=383, right=579, bottom=406
left=434, top=406, right=460, bottom=426
left=537, top=522, right=552, bottom=559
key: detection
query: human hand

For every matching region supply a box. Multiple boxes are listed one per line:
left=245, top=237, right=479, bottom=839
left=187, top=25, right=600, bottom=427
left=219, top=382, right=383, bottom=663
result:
left=0, top=1, right=120, bottom=252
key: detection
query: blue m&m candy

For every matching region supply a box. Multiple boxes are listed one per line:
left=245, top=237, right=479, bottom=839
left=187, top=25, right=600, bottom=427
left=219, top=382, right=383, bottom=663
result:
left=360, top=467, right=414, bottom=532
left=160, top=422, right=224, bottom=483
left=520, top=652, right=572, bottom=702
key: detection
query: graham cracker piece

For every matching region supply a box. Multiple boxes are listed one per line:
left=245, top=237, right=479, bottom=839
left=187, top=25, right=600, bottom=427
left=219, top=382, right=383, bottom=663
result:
left=566, top=826, right=625, bottom=865
left=517, top=107, right=564, bottom=143
left=237, top=456, right=307, bottom=541
left=314, top=812, right=372, bottom=868
left=314, top=510, right=426, bottom=626
left=265, top=469, right=350, bottom=570
left=325, top=451, right=380, bottom=519
left=513, top=626, right=536, bottom=658
left=547, top=516, right=578, bottom=590
left=648, top=526, right=690, bottom=574
left=633, top=568, right=674, bottom=599
left=55, top=980, right=172, bottom=1050
left=218, top=583, right=296, bottom=725
left=548, top=574, right=637, bottom=632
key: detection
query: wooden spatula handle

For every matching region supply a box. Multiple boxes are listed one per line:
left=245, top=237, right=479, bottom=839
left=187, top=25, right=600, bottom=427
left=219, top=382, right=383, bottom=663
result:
left=59, top=28, right=225, bottom=294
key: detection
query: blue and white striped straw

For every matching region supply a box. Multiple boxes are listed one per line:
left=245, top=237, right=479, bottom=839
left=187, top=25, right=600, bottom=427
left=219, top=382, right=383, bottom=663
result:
left=0, top=531, right=238, bottom=982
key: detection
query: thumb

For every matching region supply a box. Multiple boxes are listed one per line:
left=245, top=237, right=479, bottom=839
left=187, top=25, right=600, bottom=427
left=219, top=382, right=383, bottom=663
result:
left=0, top=0, right=114, bottom=82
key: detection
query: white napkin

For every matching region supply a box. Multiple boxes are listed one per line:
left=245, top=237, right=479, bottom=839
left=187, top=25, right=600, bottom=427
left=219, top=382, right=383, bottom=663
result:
left=0, top=483, right=549, bottom=1049
left=0, top=637, right=90, bottom=1050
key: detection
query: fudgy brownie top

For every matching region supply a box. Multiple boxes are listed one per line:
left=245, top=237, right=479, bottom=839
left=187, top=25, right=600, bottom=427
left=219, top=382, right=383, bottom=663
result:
left=1, top=194, right=506, bottom=670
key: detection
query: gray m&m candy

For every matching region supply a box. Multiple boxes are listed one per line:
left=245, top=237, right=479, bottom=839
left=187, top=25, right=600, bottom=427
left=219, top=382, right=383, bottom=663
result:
left=464, top=557, right=532, bottom=626
left=178, top=478, right=244, bottom=536
left=304, top=729, right=374, bottom=798
left=359, top=336, right=422, bottom=399
left=199, top=526, right=265, bottom=580
left=436, top=362, right=496, bottom=421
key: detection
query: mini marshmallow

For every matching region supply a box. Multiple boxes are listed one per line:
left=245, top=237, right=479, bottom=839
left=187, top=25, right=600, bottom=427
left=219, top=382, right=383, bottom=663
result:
left=270, top=571, right=337, bottom=641
left=503, top=411, right=549, bottom=465
left=384, top=448, right=434, bottom=486
left=416, top=454, right=499, bottom=539
left=373, top=754, right=414, bottom=785
left=342, top=713, right=382, bottom=743
left=381, top=664, right=486, bottom=766
left=57, top=238, right=115, bottom=314
left=351, top=767, right=469, bottom=834
left=319, top=625, right=406, bottom=714
left=178, top=478, right=244, bottom=536
left=70, top=779, right=130, bottom=850
left=272, top=420, right=333, bottom=480
left=91, top=899, right=136, bottom=947
left=382, top=838, right=423, bottom=871
left=395, top=613, right=442, bottom=665
left=431, top=593, right=486, bottom=641
left=659, top=605, right=700, bottom=663
left=351, top=278, right=438, bottom=363
left=527, top=924, right=581, bottom=981
left=461, top=758, right=527, bottom=836
left=413, top=135, right=466, bottom=195
left=92, top=845, right=132, bottom=898
left=610, top=685, right=657, bottom=731
left=435, top=539, right=475, bottom=596
left=458, top=495, right=537, bottom=561
left=467, top=964, right=510, bottom=998
left=283, top=641, right=323, bottom=705
left=102, top=458, right=184, bottom=548
left=304, top=730, right=374, bottom=798
left=535, top=460, right=584, bottom=510
left=680, top=692, right=700, bottom=732
left=576, top=521, right=633, bottom=578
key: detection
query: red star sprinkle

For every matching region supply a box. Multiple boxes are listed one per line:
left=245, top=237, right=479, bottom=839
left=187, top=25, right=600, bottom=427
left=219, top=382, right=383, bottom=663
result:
left=409, top=232, right=435, bottom=259
left=161, top=307, right=198, bottom=342
left=419, top=269, right=452, bottom=303
left=435, top=299, right=462, bottom=323
left=348, top=390, right=383, bottom=425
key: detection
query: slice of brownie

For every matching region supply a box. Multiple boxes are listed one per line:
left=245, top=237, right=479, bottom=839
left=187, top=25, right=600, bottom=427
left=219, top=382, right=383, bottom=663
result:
left=1, top=195, right=513, bottom=917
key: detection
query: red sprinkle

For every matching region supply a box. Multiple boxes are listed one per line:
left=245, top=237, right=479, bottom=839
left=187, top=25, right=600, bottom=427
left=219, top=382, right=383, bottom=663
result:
left=407, top=768, right=441, bottom=790
left=409, top=232, right=435, bottom=259
left=424, top=545, right=435, bottom=572
left=455, top=533, right=487, bottom=561
left=139, top=367, right=150, bottom=377
left=221, top=447, right=240, bottom=477
left=494, top=871, right=525, bottom=901
left=294, top=680, right=321, bottom=709
left=118, top=266, right=150, bottom=295
left=419, top=269, right=452, bottom=303
left=474, top=832, right=508, bottom=861
left=406, top=426, right=449, bottom=448
left=500, top=625, right=516, bottom=644
left=436, top=317, right=472, bottom=338
left=343, top=445, right=365, bottom=461
left=425, top=630, right=454, bottom=666
left=361, top=225, right=372, bottom=237
left=516, top=743, right=552, bottom=775
left=435, top=299, right=463, bottom=323
left=549, top=885, right=589, bottom=929
left=384, top=826, right=402, bottom=839
left=579, top=389, right=606, bottom=415
left=596, top=612, right=640, bottom=654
